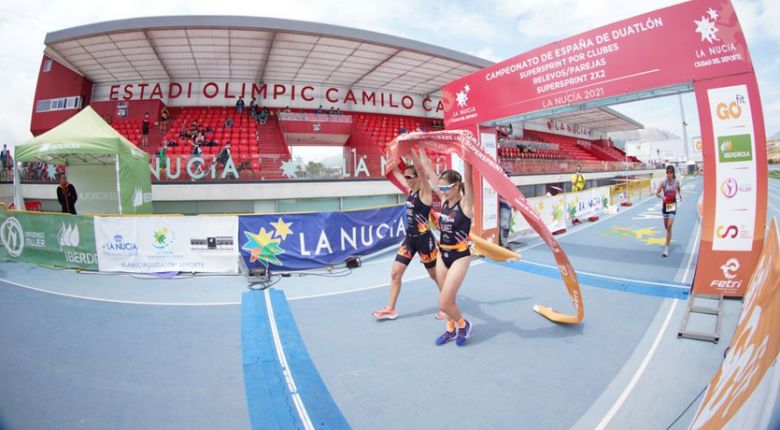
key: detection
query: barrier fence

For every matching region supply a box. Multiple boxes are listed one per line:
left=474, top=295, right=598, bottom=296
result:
left=0, top=204, right=404, bottom=274
left=0, top=179, right=655, bottom=273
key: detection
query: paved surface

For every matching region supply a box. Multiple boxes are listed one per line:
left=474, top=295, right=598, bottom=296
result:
left=0, top=176, right=777, bottom=429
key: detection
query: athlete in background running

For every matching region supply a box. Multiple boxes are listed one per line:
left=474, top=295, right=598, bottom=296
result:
left=656, top=165, right=682, bottom=257
left=372, top=149, right=442, bottom=321
left=416, top=149, right=475, bottom=347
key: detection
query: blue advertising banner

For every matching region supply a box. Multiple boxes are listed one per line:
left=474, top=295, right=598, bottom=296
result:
left=239, top=205, right=405, bottom=271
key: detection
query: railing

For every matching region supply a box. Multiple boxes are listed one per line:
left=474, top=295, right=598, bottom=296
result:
left=9, top=156, right=650, bottom=185
left=501, top=138, right=559, bottom=151
left=277, top=112, right=353, bottom=123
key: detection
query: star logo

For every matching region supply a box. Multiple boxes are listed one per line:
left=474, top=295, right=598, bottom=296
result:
left=455, top=85, right=470, bottom=108
left=242, top=227, right=285, bottom=266
left=694, top=14, right=719, bottom=44
left=706, top=7, right=719, bottom=21
left=280, top=159, right=298, bottom=179
left=46, top=164, right=58, bottom=180
left=270, top=217, right=293, bottom=240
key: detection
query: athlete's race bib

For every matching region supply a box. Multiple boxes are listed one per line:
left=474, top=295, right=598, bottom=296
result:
left=665, top=202, right=677, bottom=212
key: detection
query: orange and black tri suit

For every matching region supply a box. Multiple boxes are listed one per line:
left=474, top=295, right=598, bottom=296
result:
left=438, top=199, right=471, bottom=268
left=395, top=190, right=438, bottom=269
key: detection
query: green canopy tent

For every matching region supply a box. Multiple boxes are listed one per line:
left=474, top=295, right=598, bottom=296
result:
left=14, top=106, right=153, bottom=214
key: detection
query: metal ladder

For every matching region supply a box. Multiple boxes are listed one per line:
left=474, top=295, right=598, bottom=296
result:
left=677, top=293, right=724, bottom=343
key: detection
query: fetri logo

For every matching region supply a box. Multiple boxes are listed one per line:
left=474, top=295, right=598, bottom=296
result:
left=720, top=258, right=740, bottom=279
left=455, top=84, right=471, bottom=108
left=716, top=225, right=739, bottom=239
left=720, top=178, right=738, bottom=198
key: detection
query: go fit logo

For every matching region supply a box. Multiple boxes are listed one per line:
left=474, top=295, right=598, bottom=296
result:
left=715, top=94, right=746, bottom=120
left=717, top=224, right=739, bottom=239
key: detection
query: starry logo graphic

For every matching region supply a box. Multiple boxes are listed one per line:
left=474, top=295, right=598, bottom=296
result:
left=455, top=84, right=471, bottom=108
left=242, top=217, right=293, bottom=267
left=280, top=159, right=298, bottom=179
left=694, top=7, right=720, bottom=44
left=152, top=227, right=175, bottom=250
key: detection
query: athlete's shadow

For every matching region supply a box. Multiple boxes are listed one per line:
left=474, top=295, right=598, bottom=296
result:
left=457, top=295, right=585, bottom=345
left=400, top=295, right=532, bottom=320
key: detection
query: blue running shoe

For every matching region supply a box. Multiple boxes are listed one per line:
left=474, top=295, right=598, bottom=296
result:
left=456, top=319, right=472, bottom=346
left=435, top=330, right=457, bottom=346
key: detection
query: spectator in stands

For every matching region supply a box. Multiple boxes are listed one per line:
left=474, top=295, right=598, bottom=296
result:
left=165, top=139, right=177, bottom=148
left=225, top=116, right=234, bottom=129
left=329, top=106, right=337, bottom=116
left=249, top=98, right=256, bottom=117
left=336, top=108, right=342, bottom=115
left=283, top=106, right=292, bottom=113
left=316, top=105, right=323, bottom=114
left=160, top=107, right=169, bottom=131
left=217, top=143, right=231, bottom=168
left=178, top=126, right=188, bottom=140
left=204, top=130, right=216, bottom=147
left=191, top=142, right=202, bottom=157
left=236, top=97, right=245, bottom=114
left=257, top=109, right=269, bottom=125
left=56, top=173, right=77, bottom=215
left=399, top=126, right=407, bottom=134
left=141, top=112, right=151, bottom=147
left=253, top=103, right=261, bottom=118
left=195, top=132, right=205, bottom=146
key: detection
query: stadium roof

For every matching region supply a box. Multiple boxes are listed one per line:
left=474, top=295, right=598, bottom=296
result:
left=43, top=16, right=491, bottom=96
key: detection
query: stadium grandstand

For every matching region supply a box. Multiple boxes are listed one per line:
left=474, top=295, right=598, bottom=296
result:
left=22, top=16, right=651, bottom=213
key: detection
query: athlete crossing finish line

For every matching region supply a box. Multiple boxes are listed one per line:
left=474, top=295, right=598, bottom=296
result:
left=384, top=130, right=585, bottom=327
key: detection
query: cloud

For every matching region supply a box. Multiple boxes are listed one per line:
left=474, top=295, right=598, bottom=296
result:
left=1, top=0, right=779, bottom=147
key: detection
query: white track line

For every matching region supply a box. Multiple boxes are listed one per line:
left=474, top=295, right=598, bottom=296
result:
left=289, top=260, right=484, bottom=301
left=516, top=259, right=689, bottom=289
left=264, top=289, right=315, bottom=430
left=594, top=299, right=679, bottom=430
left=681, top=221, right=702, bottom=285
left=0, top=277, right=240, bottom=306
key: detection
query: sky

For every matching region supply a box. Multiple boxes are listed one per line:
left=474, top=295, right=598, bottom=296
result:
left=1, top=0, right=778, bottom=151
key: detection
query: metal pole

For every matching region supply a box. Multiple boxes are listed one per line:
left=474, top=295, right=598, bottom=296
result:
left=678, top=93, right=690, bottom=162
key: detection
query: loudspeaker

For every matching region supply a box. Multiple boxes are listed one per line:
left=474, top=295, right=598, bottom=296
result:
left=345, top=256, right=361, bottom=269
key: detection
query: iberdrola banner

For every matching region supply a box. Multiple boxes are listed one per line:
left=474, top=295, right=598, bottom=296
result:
left=385, top=130, right=584, bottom=324
left=238, top=205, right=405, bottom=271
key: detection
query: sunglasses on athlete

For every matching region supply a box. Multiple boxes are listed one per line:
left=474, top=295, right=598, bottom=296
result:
left=438, top=184, right=455, bottom=191
left=404, top=175, right=416, bottom=179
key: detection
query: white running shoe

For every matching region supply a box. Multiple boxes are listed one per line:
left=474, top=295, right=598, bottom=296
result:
left=663, top=246, right=669, bottom=257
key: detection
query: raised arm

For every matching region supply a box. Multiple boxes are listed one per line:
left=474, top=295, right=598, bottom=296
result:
left=413, top=146, right=443, bottom=200
left=408, top=148, right=432, bottom=204
left=461, top=162, right=474, bottom=219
